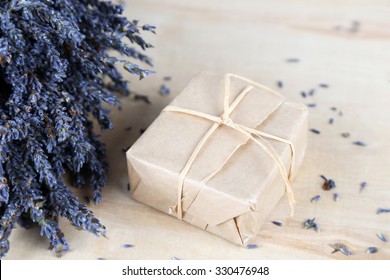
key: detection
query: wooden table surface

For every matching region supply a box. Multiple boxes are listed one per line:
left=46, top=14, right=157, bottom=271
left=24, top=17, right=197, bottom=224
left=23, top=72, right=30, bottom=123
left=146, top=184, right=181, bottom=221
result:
left=7, top=0, right=390, bottom=260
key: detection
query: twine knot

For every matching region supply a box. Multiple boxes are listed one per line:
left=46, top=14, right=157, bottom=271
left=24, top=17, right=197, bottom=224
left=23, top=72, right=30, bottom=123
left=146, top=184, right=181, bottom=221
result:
left=219, top=116, right=234, bottom=126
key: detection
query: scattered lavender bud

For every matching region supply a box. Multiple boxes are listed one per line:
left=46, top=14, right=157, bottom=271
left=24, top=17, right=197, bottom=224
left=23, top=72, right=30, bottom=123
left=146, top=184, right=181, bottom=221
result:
left=320, top=175, right=328, bottom=181
left=127, top=183, right=131, bottom=192
left=142, top=24, right=156, bottom=34
left=310, top=128, right=321, bottom=134
left=159, top=84, right=171, bottom=96
left=163, top=76, right=172, bottom=81
left=327, top=179, right=336, bottom=190
left=277, top=80, right=283, bottom=89
left=341, top=132, right=350, bottom=138
left=330, top=107, right=337, bottom=111
left=97, top=258, right=106, bottom=260
left=377, top=208, right=390, bottom=214
left=246, top=244, right=258, bottom=249
left=311, top=195, right=321, bottom=203
left=359, top=182, right=367, bottom=193
left=328, top=118, right=334, bottom=125
left=121, top=244, right=134, bottom=249
left=366, top=247, right=378, bottom=254
left=307, top=103, right=317, bottom=108
left=125, top=126, right=132, bottom=131
left=139, top=128, right=146, bottom=134
left=301, top=91, right=307, bottom=98
left=339, top=247, right=352, bottom=256
left=353, top=141, right=366, bottom=147
left=376, top=233, right=388, bottom=242
left=171, top=256, right=180, bottom=260
left=330, top=243, right=351, bottom=255
left=308, top=89, right=316, bottom=96
left=272, top=221, right=283, bottom=227
left=333, top=193, right=339, bottom=202
left=304, top=218, right=318, bottom=231
left=321, top=175, right=336, bottom=191
left=319, top=84, right=329, bottom=88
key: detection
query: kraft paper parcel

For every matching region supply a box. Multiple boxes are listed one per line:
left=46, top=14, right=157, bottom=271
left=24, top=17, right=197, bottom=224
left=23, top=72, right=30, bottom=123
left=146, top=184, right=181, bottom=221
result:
left=126, top=72, right=308, bottom=246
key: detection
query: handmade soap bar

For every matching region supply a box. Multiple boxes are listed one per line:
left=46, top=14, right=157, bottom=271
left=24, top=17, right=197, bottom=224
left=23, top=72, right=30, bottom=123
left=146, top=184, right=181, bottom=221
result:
left=126, top=72, right=308, bottom=246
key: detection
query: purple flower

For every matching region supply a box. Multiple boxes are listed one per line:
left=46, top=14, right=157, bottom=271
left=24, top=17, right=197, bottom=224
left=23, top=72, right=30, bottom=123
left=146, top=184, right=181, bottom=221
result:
left=0, top=0, right=154, bottom=258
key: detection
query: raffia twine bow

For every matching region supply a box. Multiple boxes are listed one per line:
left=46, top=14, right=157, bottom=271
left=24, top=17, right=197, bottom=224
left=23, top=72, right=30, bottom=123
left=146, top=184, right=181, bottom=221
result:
left=163, top=73, right=296, bottom=221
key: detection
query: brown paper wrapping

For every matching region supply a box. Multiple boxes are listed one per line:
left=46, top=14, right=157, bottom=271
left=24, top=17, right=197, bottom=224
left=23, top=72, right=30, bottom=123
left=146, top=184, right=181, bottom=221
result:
left=126, top=72, right=308, bottom=246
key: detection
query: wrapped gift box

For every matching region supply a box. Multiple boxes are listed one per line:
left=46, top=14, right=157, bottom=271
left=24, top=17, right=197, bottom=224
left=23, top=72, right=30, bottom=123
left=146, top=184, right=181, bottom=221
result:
left=126, top=72, right=308, bottom=246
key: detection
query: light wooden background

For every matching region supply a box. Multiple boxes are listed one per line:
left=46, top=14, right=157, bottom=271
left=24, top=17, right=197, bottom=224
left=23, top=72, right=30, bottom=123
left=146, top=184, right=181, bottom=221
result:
left=7, top=0, right=390, bottom=259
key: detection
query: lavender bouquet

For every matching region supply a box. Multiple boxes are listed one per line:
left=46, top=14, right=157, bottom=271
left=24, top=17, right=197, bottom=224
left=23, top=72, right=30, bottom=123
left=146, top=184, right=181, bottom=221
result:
left=0, top=0, right=154, bottom=257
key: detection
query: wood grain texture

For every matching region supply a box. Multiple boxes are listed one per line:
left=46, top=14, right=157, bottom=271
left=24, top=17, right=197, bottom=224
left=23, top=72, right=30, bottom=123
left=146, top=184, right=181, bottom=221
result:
left=6, top=0, right=390, bottom=259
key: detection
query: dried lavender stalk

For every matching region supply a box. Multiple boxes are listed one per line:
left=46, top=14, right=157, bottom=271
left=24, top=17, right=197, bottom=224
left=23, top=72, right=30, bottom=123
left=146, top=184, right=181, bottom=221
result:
left=0, top=0, right=154, bottom=258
